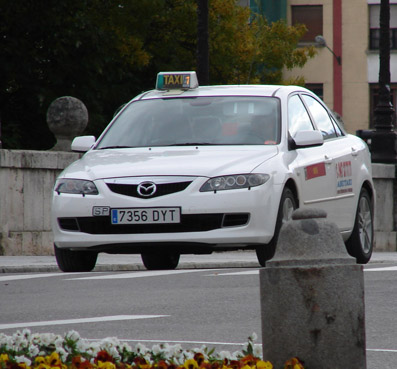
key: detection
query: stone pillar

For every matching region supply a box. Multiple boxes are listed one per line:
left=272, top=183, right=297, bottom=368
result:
left=260, top=209, right=366, bottom=369
left=47, top=96, right=88, bottom=151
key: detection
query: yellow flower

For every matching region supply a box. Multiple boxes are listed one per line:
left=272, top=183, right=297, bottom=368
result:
left=97, top=361, right=116, bottom=369
left=47, top=352, right=62, bottom=368
left=283, top=358, right=304, bottom=369
left=0, top=354, right=9, bottom=363
left=34, top=357, right=46, bottom=365
left=14, top=363, right=31, bottom=369
left=256, top=361, right=273, bottom=369
left=183, top=359, right=199, bottom=369
left=34, top=363, right=51, bottom=369
left=241, top=365, right=252, bottom=369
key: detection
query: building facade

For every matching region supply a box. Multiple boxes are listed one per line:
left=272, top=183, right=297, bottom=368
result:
left=254, top=0, right=397, bottom=134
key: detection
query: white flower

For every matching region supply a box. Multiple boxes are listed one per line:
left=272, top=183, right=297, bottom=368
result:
left=38, top=333, right=56, bottom=347
left=143, top=353, right=152, bottom=364
left=56, top=347, right=69, bottom=362
left=249, top=332, right=258, bottom=342
left=54, top=336, right=64, bottom=348
left=231, top=351, right=241, bottom=360
left=218, top=351, right=232, bottom=360
left=253, top=344, right=262, bottom=358
left=65, top=330, right=81, bottom=342
left=28, top=345, right=40, bottom=357
left=167, top=343, right=183, bottom=357
left=15, top=356, right=31, bottom=367
left=151, top=344, right=161, bottom=355
left=135, top=342, right=148, bottom=354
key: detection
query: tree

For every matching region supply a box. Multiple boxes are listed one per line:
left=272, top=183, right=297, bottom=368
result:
left=208, top=0, right=316, bottom=85
left=0, top=0, right=314, bottom=149
left=0, top=0, right=151, bottom=149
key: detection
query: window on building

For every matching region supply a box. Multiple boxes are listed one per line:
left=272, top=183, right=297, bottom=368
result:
left=305, top=83, right=324, bottom=100
left=369, top=4, right=397, bottom=50
left=291, top=5, right=323, bottom=42
left=369, top=84, right=397, bottom=128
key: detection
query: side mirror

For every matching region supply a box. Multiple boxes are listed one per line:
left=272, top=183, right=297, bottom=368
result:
left=71, top=135, right=96, bottom=152
left=290, top=130, right=324, bottom=150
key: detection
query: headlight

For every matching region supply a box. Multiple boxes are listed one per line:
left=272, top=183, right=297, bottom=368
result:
left=200, top=174, right=270, bottom=192
left=55, top=179, right=99, bottom=195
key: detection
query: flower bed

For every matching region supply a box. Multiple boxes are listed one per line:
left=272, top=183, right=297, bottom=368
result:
left=0, top=330, right=304, bottom=369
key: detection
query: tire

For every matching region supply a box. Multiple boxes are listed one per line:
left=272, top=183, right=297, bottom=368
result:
left=54, top=244, right=98, bottom=272
left=256, top=187, right=297, bottom=267
left=345, top=188, right=374, bottom=264
left=141, top=252, right=180, bottom=270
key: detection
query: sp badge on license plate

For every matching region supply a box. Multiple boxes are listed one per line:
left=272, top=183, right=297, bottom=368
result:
left=111, top=207, right=181, bottom=224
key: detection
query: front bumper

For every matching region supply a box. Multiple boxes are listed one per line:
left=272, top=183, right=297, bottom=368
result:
left=52, top=177, right=282, bottom=252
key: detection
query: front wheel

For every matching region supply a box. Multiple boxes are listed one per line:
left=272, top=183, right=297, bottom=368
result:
left=345, top=188, right=374, bottom=264
left=141, top=252, right=180, bottom=270
left=54, top=244, right=98, bottom=272
left=256, top=187, right=297, bottom=267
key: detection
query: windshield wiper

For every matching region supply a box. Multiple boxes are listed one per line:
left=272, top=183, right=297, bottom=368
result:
left=98, top=145, right=133, bottom=150
left=169, top=142, right=215, bottom=146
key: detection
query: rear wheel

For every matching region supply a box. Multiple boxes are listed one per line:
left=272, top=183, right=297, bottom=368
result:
left=256, top=187, right=297, bottom=266
left=345, top=188, right=373, bottom=264
left=54, top=244, right=98, bottom=272
left=141, top=252, right=180, bottom=270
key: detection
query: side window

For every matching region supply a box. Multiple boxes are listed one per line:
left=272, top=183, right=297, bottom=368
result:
left=330, top=115, right=344, bottom=137
left=288, top=94, right=314, bottom=137
left=301, top=95, right=337, bottom=139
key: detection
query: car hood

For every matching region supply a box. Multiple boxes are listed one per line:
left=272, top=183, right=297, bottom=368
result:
left=60, top=146, right=279, bottom=180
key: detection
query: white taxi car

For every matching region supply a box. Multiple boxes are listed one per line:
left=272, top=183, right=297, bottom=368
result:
left=51, top=71, right=375, bottom=271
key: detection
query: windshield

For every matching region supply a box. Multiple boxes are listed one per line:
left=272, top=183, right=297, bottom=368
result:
left=96, top=96, right=280, bottom=149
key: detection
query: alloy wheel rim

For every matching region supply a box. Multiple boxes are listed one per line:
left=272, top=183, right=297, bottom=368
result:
left=358, top=196, right=373, bottom=254
left=282, top=198, right=295, bottom=224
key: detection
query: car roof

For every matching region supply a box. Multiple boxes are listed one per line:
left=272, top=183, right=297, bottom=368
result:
left=137, top=84, right=312, bottom=100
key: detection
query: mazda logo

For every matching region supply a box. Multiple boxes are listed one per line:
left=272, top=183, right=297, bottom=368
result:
left=137, top=182, right=157, bottom=197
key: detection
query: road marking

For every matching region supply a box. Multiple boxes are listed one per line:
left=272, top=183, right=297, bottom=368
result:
left=67, top=269, right=217, bottom=280
left=365, top=266, right=397, bottom=272
left=0, top=315, right=168, bottom=330
left=207, top=270, right=258, bottom=276
left=88, top=338, right=247, bottom=347
left=207, top=265, right=397, bottom=276
left=0, top=272, right=83, bottom=282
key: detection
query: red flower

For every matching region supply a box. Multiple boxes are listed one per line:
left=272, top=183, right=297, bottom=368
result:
left=95, top=351, right=115, bottom=364
left=72, top=356, right=93, bottom=369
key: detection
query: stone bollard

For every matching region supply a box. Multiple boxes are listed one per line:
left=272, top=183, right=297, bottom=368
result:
left=47, top=96, right=89, bottom=151
left=260, top=208, right=366, bottom=369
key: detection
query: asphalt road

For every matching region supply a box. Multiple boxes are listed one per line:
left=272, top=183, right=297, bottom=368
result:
left=1, top=254, right=397, bottom=368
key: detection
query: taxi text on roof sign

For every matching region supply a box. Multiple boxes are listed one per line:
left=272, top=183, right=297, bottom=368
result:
left=156, top=71, right=199, bottom=90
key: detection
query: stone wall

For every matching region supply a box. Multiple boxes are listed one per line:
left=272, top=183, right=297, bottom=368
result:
left=0, top=150, right=79, bottom=255
left=0, top=150, right=395, bottom=255
left=372, top=163, right=397, bottom=251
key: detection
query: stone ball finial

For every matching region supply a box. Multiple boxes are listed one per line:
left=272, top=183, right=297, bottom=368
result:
left=47, top=96, right=89, bottom=151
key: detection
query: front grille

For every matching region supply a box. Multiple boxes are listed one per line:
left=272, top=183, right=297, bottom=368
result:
left=58, top=212, right=250, bottom=234
left=107, top=181, right=192, bottom=199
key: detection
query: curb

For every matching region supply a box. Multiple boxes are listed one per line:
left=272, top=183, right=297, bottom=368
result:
left=0, top=261, right=261, bottom=274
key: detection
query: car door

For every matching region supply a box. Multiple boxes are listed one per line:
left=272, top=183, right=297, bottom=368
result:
left=288, top=94, right=336, bottom=217
left=300, top=94, right=356, bottom=231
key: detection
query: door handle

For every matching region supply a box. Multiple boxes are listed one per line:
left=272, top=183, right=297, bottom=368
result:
left=351, top=147, right=358, bottom=156
left=324, top=155, right=333, bottom=164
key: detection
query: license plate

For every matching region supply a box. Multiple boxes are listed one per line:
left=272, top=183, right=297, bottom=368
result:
left=111, top=207, right=181, bottom=224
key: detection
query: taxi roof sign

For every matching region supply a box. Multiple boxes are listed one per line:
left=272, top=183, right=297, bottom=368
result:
left=156, top=71, right=199, bottom=90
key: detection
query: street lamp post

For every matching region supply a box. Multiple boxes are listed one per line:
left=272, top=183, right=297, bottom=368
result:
left=196, top=0, right=209, bottom=85
left=370, top=0, right=397, bottom=163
